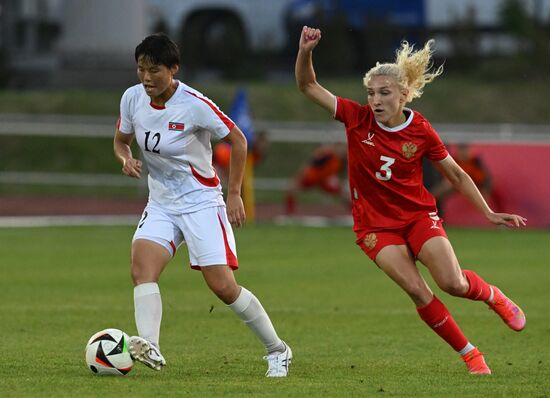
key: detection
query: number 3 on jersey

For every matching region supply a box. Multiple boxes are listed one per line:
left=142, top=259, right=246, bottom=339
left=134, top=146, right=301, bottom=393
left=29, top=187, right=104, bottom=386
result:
left=144, top=131, right=161, bottom=153
left=375, top=155, right=395, bottom=181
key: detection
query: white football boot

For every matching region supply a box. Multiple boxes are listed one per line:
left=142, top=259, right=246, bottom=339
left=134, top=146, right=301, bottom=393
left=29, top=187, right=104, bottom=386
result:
left=264, top=342, right=292, bottom=377
left=128, top=336, right=166, bottom=371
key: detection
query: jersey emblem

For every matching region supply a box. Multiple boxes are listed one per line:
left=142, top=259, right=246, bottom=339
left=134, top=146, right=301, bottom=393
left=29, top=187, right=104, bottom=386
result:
left=168, top=122, right=185, bottom=131
left=402, top=142, right=417, bottom=159
left=363, top=233, right=378, bottom=250
left=430, top=220, right=440, bottom=230
left=429, top=212, right=440, bottom=221
left=361, top=132, right=375, bottom=147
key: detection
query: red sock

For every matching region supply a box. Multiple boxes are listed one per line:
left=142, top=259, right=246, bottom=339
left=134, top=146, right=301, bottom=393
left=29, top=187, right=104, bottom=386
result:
left=285, top=193, right=296, bottom=214
left=417, top=296, right=468, bottom=352
left=462, top=270, right=492, bottom=301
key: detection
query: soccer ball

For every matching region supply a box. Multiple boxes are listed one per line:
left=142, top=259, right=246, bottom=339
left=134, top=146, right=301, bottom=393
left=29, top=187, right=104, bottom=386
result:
left=85, top=328, right=134, bottom=375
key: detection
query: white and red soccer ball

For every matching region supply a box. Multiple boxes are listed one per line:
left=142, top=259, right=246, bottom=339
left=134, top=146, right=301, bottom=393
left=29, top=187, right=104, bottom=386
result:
left=85, top=328, right=133, bottom=376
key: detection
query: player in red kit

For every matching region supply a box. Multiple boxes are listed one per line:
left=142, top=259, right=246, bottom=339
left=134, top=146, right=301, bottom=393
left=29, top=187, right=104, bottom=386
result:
left=295, top=26, right=526, bottom=375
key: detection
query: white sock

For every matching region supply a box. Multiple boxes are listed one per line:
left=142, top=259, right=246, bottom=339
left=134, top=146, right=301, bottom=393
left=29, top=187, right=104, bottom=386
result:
left=134, top=282, right=162, bottom=348
left=228, top=287, right=284, bottom=354
left=458, top=342, right=475, bottom=356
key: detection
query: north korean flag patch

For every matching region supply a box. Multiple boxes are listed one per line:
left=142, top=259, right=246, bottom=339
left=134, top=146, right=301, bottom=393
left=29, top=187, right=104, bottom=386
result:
left=168, top=122, right=185, bottom=131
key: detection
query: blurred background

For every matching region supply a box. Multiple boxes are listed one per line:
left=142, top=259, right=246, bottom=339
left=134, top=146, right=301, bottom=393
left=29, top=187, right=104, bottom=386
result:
left=1, top=0, right=549, bottom=227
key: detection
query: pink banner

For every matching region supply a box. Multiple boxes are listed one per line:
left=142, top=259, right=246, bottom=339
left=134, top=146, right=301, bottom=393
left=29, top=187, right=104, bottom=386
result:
left=440, top=142, right=550, bottom=228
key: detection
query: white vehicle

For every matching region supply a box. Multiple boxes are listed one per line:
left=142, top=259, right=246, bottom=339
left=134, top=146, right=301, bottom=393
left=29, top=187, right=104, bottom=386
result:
left=147, top=0, right=295, bottom=69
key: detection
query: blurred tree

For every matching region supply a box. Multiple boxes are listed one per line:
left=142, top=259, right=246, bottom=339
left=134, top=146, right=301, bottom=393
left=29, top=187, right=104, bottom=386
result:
left=499, top=0, right=550, bottom=71
left=448, top=5, right=481, bottom=71
left=0, top=49, right=9, bottom=87
left=500, top=0, right=531, bottom=39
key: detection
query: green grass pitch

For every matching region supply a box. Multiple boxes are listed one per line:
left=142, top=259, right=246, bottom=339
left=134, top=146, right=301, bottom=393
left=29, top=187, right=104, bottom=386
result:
left=0, top=224, right=549, bottom=397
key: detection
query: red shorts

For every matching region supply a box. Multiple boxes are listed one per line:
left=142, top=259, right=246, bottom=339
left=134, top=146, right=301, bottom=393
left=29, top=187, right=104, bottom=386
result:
left=356, top=216, right=448, bottom=261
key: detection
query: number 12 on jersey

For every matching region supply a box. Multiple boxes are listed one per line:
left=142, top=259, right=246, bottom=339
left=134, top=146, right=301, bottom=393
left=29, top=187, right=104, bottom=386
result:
left=144, top=131, right=161, bottom=153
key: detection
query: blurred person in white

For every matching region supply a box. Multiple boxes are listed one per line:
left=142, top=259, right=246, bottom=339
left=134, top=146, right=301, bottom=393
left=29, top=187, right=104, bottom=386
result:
left=113, top=33, right=291, bottom=377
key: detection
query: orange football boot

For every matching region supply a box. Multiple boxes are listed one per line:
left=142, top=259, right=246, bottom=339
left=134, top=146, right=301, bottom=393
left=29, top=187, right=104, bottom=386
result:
left=487, top=286, right=526, bottom=331
left=462, top=348, right=491, bottom=375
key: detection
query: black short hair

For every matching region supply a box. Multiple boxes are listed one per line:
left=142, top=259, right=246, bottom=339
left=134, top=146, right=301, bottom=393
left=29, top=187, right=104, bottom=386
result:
left=135, top=33, right=180, bottom=67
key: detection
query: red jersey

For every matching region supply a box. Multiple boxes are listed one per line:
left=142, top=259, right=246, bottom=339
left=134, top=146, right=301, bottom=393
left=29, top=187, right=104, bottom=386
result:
left=335, top=97, right=448, bottom=233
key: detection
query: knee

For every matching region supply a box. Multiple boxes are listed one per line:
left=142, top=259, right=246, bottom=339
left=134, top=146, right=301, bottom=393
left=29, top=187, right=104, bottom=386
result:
left=438, top=277, right=468, bottom=297
left=131, top=259, right=157, bottom=285
left=403, top=281, right=432, bottom=304
left=208, top=279, right=239, bottom=304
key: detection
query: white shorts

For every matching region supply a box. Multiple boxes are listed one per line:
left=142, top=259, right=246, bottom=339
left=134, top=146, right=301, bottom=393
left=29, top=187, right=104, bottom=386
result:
left=133, top=204, right=238, bottom=270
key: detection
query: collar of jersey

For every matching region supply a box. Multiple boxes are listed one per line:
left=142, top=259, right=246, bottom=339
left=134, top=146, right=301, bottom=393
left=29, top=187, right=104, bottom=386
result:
left=375, top=108, right=413, bottom=132
left=148, top=80, right=181, bottom=110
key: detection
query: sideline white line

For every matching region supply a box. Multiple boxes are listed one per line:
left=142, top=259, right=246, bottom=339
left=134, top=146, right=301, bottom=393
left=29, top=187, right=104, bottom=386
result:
left=0, top=171, right=142, bottom=187
left=0, top=215, right=353, bottom=228
left=273, top=215, right=353, bottom=227
left=1, top=114, right=549, bottom=142
left=0, top=215, right=139, bottom=228
left=0, top=171, right=288, bottom=190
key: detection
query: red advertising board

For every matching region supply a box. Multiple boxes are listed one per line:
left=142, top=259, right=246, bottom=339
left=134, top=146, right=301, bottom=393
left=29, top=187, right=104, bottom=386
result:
left=440, top=143, right=550, bottom=228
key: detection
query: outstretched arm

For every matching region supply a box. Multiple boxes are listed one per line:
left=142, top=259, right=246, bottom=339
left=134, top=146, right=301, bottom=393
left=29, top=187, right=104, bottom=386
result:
left=295, top=26, right=336, bottom=114
left=434, top=156, right=526, bottom=227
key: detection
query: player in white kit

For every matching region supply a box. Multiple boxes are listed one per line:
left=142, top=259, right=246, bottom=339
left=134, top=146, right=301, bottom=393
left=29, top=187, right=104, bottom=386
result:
left=113, top=33, right=292, bottom=377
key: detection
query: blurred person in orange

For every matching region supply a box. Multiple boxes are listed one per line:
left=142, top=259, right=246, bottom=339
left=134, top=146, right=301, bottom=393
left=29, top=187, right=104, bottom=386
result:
left=285, top=142, right=349, bottom=214
left=213, top=130, right=270, bottom=186
left=431, top=143, right=495, bottom=214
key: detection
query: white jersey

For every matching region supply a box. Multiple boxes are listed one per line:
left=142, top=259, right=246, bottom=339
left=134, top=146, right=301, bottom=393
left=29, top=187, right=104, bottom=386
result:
left=118, top=81, right=235, bottom=214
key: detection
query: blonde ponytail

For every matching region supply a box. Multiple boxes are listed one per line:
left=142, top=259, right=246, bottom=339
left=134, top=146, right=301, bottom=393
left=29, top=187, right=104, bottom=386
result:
left=363, top=39, right=443, bottom=103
